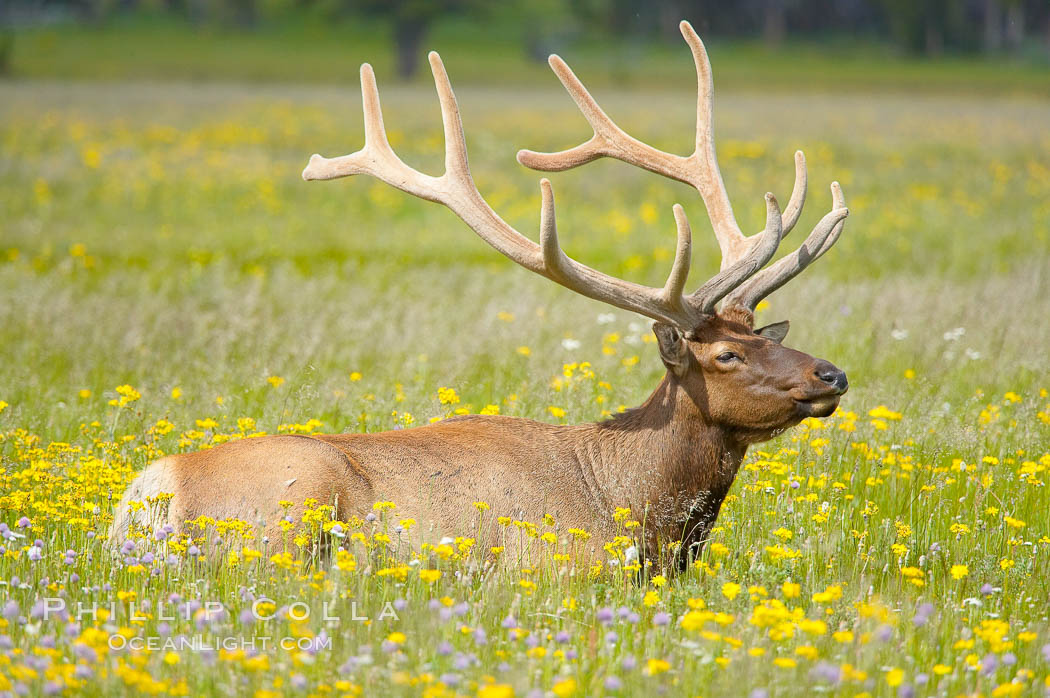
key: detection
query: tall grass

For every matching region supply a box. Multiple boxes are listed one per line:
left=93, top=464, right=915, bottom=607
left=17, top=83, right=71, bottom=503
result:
left=0, top=76, right=1048, bottom=696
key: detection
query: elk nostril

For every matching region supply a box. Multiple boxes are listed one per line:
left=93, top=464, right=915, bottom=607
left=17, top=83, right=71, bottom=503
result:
left=813, top=361, right=847, bottom=392
left=815, top=363, right=847, bottom=386
left=816, top=369, right=848, bottom=392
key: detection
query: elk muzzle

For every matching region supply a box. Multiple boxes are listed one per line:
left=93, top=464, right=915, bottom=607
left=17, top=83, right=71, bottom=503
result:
left=794, top=359, right=848, bottom=417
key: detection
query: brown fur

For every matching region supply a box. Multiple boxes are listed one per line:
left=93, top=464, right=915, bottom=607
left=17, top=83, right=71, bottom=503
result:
left=111, top=314, right=846, bottom=566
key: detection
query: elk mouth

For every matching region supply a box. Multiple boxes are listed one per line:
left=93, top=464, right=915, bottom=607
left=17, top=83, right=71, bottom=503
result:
left=793, top=395, right=842, bottom=418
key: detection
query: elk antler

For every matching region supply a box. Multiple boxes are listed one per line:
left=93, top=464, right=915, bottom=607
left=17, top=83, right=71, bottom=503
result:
left=303, top=52, right=781, bottom=327
left=303, top=23, right=845, bottom=326
left=517, top=20, right=849, bottom=312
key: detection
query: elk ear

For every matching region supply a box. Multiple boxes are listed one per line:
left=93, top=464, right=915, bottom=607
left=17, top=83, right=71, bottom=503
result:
left=653, top=322, right=690, bottom=376
left=755, top=320, right=790, bottom=344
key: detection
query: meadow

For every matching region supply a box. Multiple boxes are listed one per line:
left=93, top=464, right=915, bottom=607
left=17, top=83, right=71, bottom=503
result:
left=1, top=44, right=1050, bottom=696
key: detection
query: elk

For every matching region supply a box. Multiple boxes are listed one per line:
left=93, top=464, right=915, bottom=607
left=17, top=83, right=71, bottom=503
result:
left=112, top=22, right=849, bottom=567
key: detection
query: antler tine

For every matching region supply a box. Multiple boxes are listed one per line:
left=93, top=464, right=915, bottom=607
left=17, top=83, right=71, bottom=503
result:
left=688, top=193, right=784, bottom=314
left=677, top=21, right=811, bottom=252
left=724, top=183, right=848, bottom=311
left=428, top=51, right=471, bottom=182
left=678, top=19, right=745, bottom=259
left=781, top=150, right=808, bottom=236
left=538, top=178, right=566, bottom=271
left=676, top=25, right=802, bottom=249
left=662, top=205, right=693, bottom=308
left=820, top=181, right=848, bottom=255
left=360, top=64, right=391, bottom=159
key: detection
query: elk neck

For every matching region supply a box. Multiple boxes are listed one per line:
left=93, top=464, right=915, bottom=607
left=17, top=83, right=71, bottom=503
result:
left=563, top=371, right=748, bottom=541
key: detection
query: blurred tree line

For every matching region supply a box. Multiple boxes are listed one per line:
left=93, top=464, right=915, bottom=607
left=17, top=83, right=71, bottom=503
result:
left=2, top=0, right=1049, bottom=78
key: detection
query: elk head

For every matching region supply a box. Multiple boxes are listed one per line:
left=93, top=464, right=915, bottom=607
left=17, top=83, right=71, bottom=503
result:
left=302, top=21, right=850, bottom=441
left=652, top=312, right=848, bottom=444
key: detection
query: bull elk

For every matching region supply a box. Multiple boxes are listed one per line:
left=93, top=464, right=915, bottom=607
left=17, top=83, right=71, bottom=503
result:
left=113, top=22, right=849, bottom=568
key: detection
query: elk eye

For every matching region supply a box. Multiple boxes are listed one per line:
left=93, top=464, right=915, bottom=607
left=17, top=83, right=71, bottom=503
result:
left=716, top=351, right=741, bottom=363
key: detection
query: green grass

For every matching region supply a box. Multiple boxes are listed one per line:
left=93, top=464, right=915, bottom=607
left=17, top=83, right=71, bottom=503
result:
left=0, top=69, right=1049, bottom=696
left=6, top=15, right=1050, bottom=95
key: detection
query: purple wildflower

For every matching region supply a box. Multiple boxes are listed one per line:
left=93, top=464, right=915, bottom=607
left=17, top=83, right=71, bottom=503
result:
left=73, top=643, right=97, bottom=662
left=913, top=602, right=934, bottom=627
left=810, top=661, right=841, bottom=685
